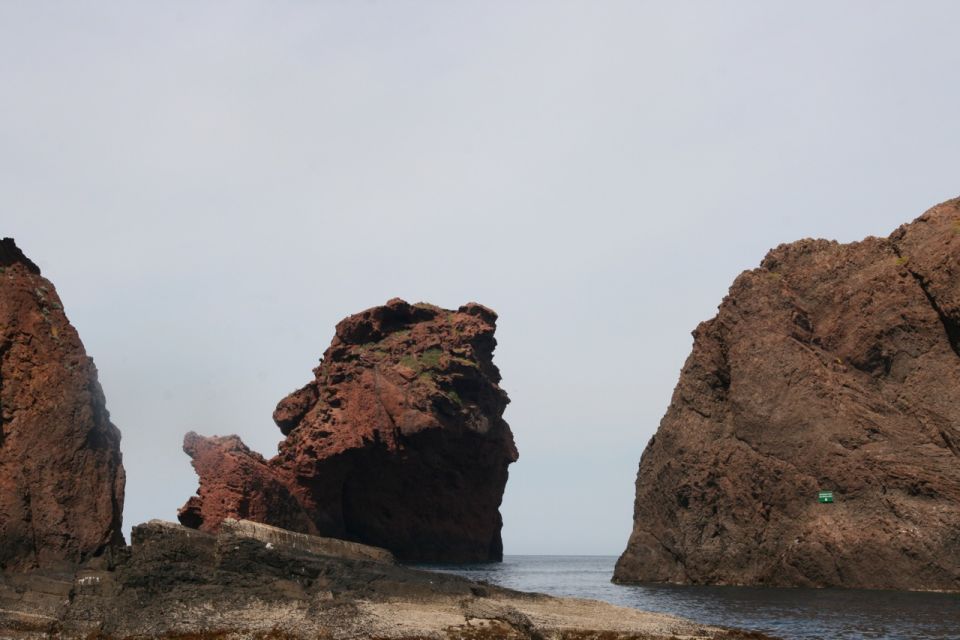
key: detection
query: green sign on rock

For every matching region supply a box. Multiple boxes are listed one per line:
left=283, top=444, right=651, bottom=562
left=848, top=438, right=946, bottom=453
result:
left=818, top=491, right=834, bottom=503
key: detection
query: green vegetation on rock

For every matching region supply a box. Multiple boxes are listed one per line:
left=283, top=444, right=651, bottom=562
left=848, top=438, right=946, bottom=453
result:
left=420, top=348, right=442, bottom=368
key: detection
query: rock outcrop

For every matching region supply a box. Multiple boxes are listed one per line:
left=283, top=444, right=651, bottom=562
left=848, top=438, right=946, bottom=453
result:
left=614, top=199, right=960, bottom=591
left=0, top=238, right=125, bottom=570
left=179, top=298, right=518, bottom=563
left=0, top=519, right=767, bottom=640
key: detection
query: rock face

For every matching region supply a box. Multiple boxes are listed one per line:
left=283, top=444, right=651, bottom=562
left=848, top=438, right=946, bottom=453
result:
left=615, top=199, right=960, bottom=591
left=179, top=298, right=518, bottom=563
left=0, top=238, right=124, bottom=570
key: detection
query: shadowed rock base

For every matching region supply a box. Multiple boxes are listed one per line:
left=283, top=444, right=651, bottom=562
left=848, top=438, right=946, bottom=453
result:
left=0, top=520, right=774, bottom=640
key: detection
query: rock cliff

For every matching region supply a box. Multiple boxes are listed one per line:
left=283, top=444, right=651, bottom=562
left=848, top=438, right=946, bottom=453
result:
left=0, top=238, right=125, bottom=570
left=179, top=298, right=518, bottom=562
left=614, top=199, right=960, bottom=591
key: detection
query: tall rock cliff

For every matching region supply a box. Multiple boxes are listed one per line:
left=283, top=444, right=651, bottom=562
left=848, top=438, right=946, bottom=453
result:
left=614, top=199, right=960, bottom=591
left=0, top=238, right=125, bottom=570
left=179, top=298, right=517, bottom=562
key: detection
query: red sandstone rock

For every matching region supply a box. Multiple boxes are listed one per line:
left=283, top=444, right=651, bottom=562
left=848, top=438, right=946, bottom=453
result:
left=179, top=298, right=517, bottom=562
left=178, top=433, right=315, bottom=535
left=0, top=238, right=125, bottom=570
left=614, top=199, right=960, bottom=591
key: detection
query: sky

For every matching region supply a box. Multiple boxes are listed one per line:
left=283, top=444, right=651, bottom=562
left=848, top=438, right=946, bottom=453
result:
left=2, top=2, right=959, bottom=555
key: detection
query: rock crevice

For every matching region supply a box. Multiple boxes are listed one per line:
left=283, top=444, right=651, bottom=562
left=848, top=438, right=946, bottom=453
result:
left=893, top=251, right=960, bottom=359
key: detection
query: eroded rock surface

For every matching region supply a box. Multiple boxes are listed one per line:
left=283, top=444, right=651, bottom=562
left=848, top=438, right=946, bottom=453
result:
left=614, top=199, right=960, bottom=591
left=180, top=298, right=518, bottom=562
left=0, top=238, right=124, bottom=570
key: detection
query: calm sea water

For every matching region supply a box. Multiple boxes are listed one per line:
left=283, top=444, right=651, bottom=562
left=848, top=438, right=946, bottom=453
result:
left=417, top=556, right=960, bottom=640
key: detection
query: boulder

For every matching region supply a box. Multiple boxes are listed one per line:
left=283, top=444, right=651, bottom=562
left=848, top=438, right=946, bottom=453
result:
left=614, top=199, right=960, bottom=591
left=0, top=238, right=124, bottom=570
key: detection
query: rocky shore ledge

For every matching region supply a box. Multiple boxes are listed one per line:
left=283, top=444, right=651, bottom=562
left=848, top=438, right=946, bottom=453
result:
left=0, top=520, right=772, bottom=640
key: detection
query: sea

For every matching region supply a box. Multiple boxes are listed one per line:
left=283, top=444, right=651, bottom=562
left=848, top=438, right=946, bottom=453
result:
left=417, top=556, right=960, bottom=640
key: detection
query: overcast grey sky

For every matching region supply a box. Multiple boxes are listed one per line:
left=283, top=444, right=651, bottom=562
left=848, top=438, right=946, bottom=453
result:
left=3, top=2, right=959, bottom=555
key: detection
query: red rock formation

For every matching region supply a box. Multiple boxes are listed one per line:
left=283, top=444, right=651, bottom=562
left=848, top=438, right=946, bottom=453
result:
left=177, top=433, right=315, bottom=536
left=614, top=199, right=960, bottom=591
left=179, top=298, right=517, bottom=562
left=0, top=238, right=124, bottom=570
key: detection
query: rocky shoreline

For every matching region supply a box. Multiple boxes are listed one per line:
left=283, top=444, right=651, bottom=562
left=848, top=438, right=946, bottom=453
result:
left=1, top=237, right=777, bottom=639
left=11, top=193, right=960, bottom=638
left=0, top=520, right=775, bottom=640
